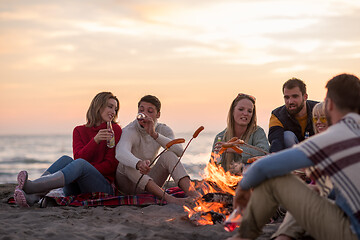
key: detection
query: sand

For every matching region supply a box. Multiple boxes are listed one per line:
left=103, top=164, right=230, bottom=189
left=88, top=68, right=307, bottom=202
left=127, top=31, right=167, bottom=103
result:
left=0, top=183, right=281, bottom=240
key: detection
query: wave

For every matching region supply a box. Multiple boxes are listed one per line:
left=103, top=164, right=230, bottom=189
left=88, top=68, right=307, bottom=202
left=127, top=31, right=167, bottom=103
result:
left=0, top=157, right=53, bottom=164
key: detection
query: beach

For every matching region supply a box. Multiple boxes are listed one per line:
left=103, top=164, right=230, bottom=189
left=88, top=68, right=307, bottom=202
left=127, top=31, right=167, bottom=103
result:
left=0, top=134, right=283, bottom=239
left=0, top=183, right=282, bottom=240
left=0, top=134, right=283, bottom=240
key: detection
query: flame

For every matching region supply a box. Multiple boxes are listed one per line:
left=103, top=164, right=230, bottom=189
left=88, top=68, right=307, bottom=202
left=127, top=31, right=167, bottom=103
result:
left=184, top=153, right=243, bottom=226
left=202, top=157, right=242, bottom=196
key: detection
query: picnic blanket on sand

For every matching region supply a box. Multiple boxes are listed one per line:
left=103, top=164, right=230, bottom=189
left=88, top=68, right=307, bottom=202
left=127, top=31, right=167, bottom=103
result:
left=54, top=187, right=185, bottom=207
left=8, top=187, right=186, bottom=207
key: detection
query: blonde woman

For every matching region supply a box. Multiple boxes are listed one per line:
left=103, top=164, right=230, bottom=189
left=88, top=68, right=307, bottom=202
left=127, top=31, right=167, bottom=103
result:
left=14, top=92, right=122, bottom=207
left=211, top=93, right=269, bottom=174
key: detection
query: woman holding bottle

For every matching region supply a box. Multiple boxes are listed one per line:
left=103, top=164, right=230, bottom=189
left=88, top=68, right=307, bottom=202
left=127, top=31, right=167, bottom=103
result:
left=14, top=92, right=122, bottom=207
left=211, top=93, right=269, bottom=174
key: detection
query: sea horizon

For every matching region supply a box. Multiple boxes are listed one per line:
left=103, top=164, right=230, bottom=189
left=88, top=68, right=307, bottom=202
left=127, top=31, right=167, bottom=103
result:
left=0, top=131, right=217, bottom=184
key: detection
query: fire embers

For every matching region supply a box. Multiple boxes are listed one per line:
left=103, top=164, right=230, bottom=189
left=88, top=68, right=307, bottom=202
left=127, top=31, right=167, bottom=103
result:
left=185, top=187, right=235, bottom=226
left=188, top=210, right=226, bottom=225
left=190, top=192, right=234, bottom=225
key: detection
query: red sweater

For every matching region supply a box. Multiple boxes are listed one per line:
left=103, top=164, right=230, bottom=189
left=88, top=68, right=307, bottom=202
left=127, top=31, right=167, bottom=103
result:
left=72, top=122, right=122, bottom=183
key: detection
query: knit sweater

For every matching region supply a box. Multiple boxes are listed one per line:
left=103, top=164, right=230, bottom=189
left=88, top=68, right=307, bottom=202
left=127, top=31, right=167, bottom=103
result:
left=73, top=122, right=122, bottom=183
left=115, top=119, right=183, bottom=169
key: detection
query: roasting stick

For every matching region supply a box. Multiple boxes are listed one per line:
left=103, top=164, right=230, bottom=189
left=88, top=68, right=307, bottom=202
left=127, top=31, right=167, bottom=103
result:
left=133, top=138, right=185, bottom=194
left=219, top=145, right=257, bottom=157
left=220, top=137, right=268, bottom=155
left=218, top=138, right=269, bottom=162
left=232, top=138, right=268, bottom=155
left=241, top=142, right=268, bottom=155
left=160, top=126, right=205, bottom=205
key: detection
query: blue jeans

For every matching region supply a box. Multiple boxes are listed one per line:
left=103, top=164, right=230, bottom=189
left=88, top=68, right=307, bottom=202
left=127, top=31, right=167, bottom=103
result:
left=284, top=131, right=299, bottom=149
left=45, top=155, right=114, bottom=196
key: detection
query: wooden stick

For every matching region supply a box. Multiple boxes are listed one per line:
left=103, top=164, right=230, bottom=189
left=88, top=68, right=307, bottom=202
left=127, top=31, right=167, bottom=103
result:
left=133, top=138, right=185, bottom=194
left=241, top=142, right=268, bottom=155
left=160, top=126, right=204, bottom=205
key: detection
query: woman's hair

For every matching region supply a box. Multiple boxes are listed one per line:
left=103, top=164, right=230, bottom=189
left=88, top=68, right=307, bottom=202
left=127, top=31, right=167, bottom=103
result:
left=312, top=101, right=325, bottom=134
left=224, top=93, right=257, bottom=142
left=223, top=94, right=257, bottom=169
left=85, top=92, right=119, bottom=127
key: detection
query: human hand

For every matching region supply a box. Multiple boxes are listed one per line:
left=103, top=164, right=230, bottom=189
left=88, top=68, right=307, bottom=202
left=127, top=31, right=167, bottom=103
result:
left=136, top=160, right=151, bottom=175
left=138, top=114, right=158, bottom=139
left=233, top=184, right=251, bottom=210
left=94, top=129, right=113, bottom=144
left=225, top=147, right=242, bottom=154
left=214, top=141, right=224, bottom=153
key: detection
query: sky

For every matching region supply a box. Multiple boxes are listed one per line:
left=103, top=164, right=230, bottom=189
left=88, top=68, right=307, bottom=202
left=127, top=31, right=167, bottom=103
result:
left=1, top=0, right=360, bottom=136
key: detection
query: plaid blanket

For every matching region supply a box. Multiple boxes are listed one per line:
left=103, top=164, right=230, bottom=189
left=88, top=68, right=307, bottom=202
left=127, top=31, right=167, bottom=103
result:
left=8, top=187, right=186, bottom=207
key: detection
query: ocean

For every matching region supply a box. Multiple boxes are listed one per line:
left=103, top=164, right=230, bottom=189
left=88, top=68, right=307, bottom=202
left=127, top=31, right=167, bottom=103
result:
left=0, top=132, right=216, bottom=184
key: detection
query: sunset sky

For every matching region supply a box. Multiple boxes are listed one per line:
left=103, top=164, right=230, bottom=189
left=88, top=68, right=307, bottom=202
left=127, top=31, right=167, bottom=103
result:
left=1, top=0, right=360, bottom=136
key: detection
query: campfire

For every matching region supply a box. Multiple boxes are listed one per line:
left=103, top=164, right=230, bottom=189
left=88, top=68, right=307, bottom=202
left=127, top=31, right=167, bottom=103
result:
left=184, top=152, right=242, bottom=226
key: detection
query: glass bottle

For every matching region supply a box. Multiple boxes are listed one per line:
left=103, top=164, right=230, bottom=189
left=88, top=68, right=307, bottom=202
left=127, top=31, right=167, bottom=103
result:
left=107, top=122, right=115, bottom=148
left=304, top=131, right=310, bottom=139
left=214, top=136, right=223, bottom=165
left=224, top=208, right=242, bottom=232
left=137, top=112, right=146, bottom=120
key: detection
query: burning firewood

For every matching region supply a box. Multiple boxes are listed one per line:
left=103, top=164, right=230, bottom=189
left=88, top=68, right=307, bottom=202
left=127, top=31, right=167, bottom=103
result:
left=184, top=161, right=242, bottom=226
left=202, top=192, right=233, bottom=206
left=202, top=180, right=238, bottom=194
left=189, top=210, right=226, bottom=225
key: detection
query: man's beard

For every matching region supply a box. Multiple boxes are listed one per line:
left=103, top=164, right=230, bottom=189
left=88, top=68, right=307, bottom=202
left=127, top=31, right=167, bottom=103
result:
left=325, top=99, right=333, bottom=126
left=287, top=101, right=305, bottom=116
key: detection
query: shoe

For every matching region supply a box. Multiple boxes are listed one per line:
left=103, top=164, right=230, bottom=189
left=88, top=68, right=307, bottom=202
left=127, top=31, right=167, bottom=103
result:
left=16, top=171, right=28, bottom=190
left=14, top=189, right=30, bottom=207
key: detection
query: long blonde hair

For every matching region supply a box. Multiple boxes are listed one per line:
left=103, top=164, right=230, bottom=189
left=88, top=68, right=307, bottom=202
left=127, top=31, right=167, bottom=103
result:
left=223, top=93, right=257, bottom=169
left=85, top=92, right=119, bottom=127
left=312, top=102, right=325, bottom=134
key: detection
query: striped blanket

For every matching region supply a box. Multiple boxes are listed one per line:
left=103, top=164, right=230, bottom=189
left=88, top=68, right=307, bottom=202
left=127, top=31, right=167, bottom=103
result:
left=53, top=187, right=185, bottom=207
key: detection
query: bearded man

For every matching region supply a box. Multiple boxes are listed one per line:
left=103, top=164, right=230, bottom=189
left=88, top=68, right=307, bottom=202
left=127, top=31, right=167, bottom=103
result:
left=268, top=78, right=318, bottom=153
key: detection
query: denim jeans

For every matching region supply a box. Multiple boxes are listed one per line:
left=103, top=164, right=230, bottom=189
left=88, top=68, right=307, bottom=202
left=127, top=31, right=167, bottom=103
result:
left=45, top=155, right=114, bottom=196
left=284, top=131, right=299, bottom=148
